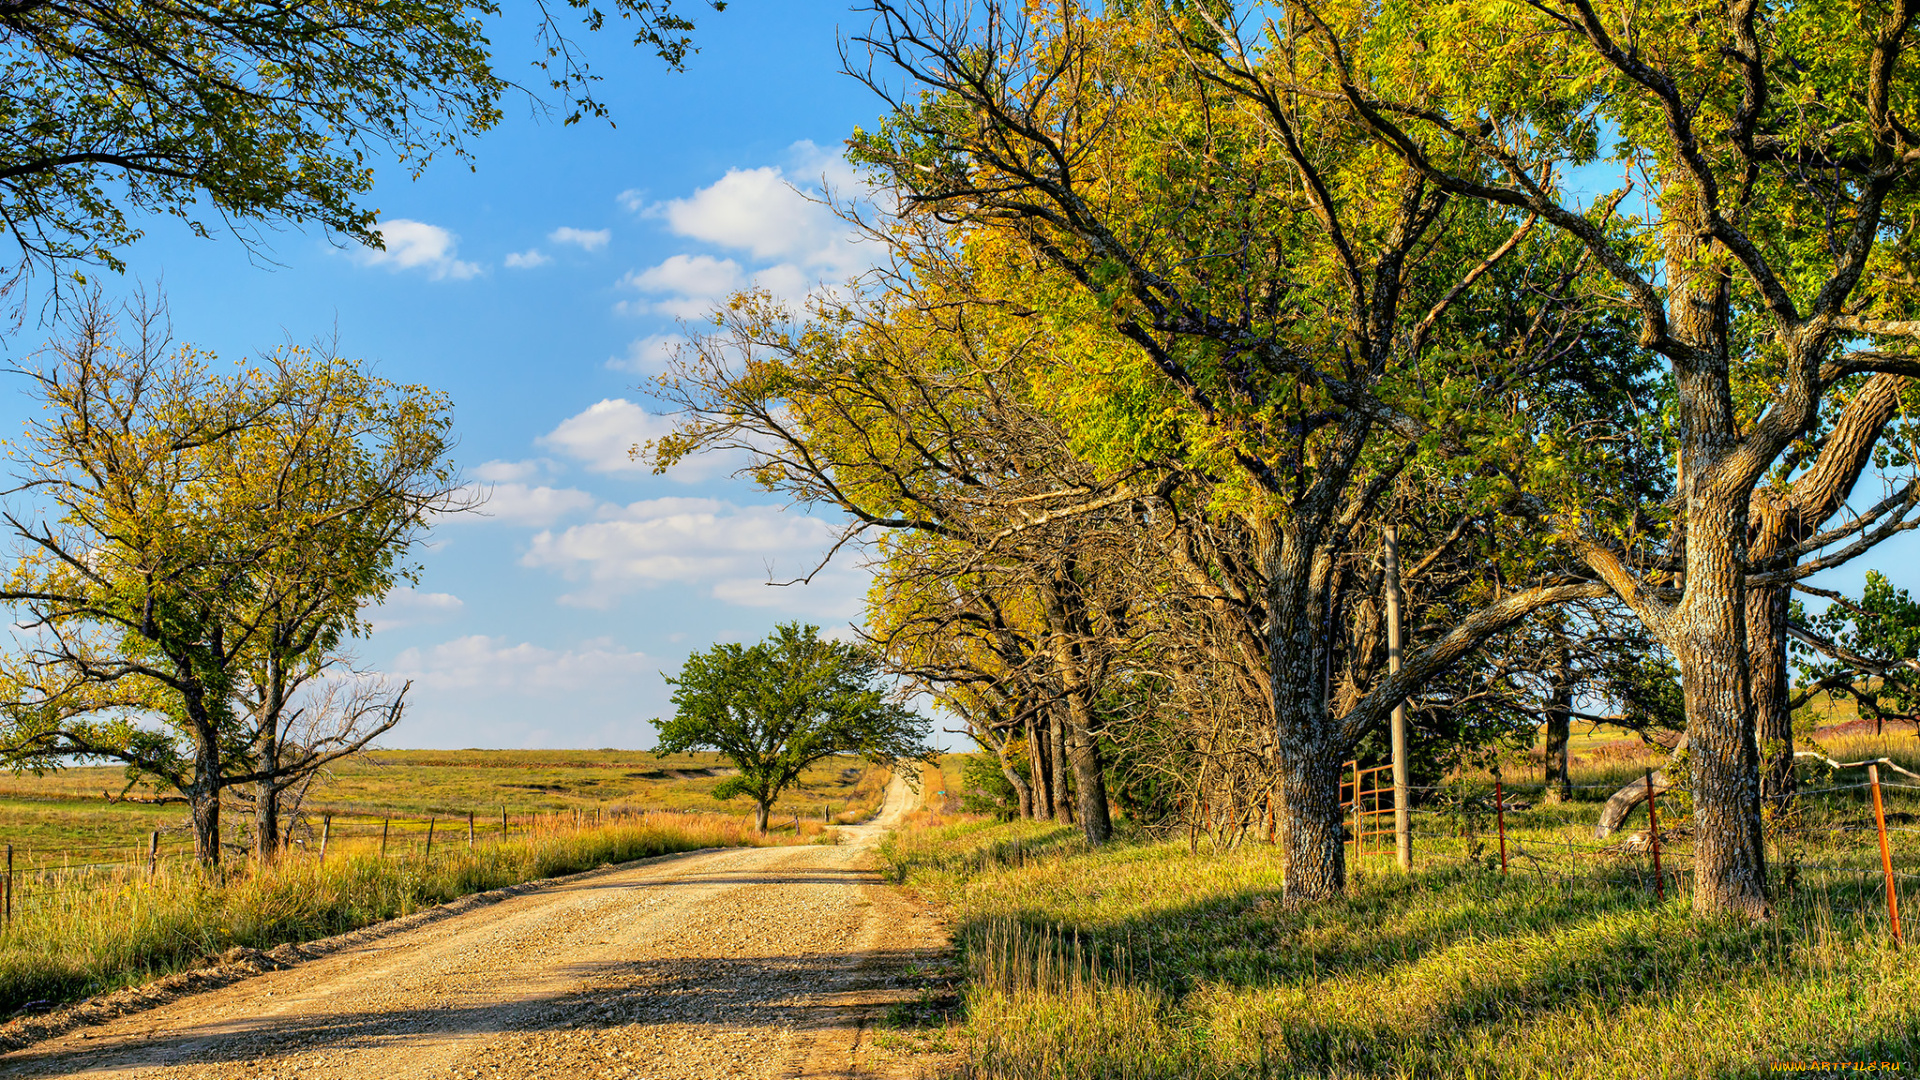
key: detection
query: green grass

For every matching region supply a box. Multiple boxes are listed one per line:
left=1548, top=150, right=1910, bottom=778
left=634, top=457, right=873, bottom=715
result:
left=881, top=750, right=1920, bottom=1079
left=0, top=750, right=888, bottom=869
left=0, top=809, right=793, bottom=1015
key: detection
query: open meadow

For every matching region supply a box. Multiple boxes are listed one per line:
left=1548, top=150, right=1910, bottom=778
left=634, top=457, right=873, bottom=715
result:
left=874, top=729, right=1920, bottom=1079
left=0, top=750, right=889, bottom=875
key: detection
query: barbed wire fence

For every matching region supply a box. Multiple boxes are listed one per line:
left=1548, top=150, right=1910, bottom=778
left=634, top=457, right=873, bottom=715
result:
left=0, top=802, right=730, bottom=923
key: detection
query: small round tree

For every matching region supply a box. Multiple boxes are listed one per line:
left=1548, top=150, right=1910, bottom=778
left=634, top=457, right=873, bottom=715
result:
left=654, top=623, right=932, bottom=832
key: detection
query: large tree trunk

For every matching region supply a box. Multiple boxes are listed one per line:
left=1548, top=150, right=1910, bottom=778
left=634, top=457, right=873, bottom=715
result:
left=190, top=724, right=222, bottom=867
left=1060, top=686, right=1111, bottom=844
left=1748, top=580, right=1796, bottom=811
left=1027, top=717, right=1053, bottom=821
left=1674, top=501, right=1771, bottom=918
left=1544, top=635, right=1573, bottom=803
left=754, top=799, right=770, bottom=834
left=1041, top=572, right=1112, bottom=844
left=1269, top=533, right=1347, bottom=901
left=255, top=725, right=280, bottom=861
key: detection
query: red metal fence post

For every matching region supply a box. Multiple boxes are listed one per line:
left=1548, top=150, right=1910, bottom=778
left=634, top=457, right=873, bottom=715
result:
left=1871, top=765, right=1904, bottom=947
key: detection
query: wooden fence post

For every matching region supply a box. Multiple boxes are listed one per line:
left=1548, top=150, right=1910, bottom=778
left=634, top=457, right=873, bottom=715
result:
left=1645, top=769, right=1664, bottom=902
left=1871, top=765, right=1904, bottom=947
left=501, top=804, right=508, bottom=839
left=1494, top=778, right=1508, bottom=874
left=425, top=817, right=435, bottom=860
left=320, top=815, right=331, bottom=861
left=380, top=819, right=389, bottom=858
left=468, top=811, right=475, bottom=848
left=1385, top=524, right=1413, bottom=872
left=6, top=844, right=13, bottom=924
left=147, top=831, right=159, bottom=877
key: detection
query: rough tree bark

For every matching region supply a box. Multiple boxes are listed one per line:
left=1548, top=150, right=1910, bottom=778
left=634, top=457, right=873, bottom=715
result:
left=1027, top=717, right=1053, bottom=821
left=1545, top=633, right=1574, bottom=803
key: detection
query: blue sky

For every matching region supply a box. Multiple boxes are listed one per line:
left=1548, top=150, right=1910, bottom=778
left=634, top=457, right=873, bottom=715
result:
left=1, top=2, right=896, bottom=749
left=1, top=1, right=1914, bottom=749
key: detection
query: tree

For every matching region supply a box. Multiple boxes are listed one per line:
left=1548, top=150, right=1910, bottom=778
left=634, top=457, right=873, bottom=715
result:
left=207, top=348, right=462, bottom=858
left=1791, top=573, right=1920, bottom=739
left=0, top=295, right=460, bottom=863
left=654, top=623, right=932, bottom=832
left=0, top=0, right=721, bottom=306
left=846, top=1, right=1639, bottom=901
left=1315, top=0, right=1920, bottom=915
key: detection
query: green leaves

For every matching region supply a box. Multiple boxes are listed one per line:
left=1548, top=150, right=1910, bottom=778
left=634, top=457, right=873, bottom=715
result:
left=655, top=623, right=931, bottom=825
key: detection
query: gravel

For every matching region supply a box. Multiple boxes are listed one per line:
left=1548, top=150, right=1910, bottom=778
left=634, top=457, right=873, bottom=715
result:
left=0, top=778, right=947, bottom=1080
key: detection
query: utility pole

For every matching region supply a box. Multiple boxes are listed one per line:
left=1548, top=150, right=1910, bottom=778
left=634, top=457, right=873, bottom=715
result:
left=1385, top=526, right=1412, bottom=871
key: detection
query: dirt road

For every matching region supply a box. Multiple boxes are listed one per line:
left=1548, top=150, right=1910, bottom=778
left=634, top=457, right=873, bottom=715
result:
left=0, top=776, right=946, bottom=1080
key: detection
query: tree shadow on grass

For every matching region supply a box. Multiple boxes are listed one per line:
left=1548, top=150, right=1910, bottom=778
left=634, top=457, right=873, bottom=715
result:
left=939, top=847, right=1920, bottom=1078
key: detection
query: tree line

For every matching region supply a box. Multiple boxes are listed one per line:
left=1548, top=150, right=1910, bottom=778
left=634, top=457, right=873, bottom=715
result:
left=649, top=0, right=1920, bottom=919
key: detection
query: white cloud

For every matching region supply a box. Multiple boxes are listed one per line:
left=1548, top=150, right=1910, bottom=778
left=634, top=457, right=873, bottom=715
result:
left=504, top=249, right=550, bottom=269
left=549, top=226, right=611, bottom=251
left=521, top=497, right=864, bottom=616
left=463, top=482, right=597, bottom=526
left=609, top=333, right=685, bottom=374
left=352, top=219, right=482, bottom=280
left=617, top=254, right=744, bottom=318
left=647, top=156, right=864, bottom=281
left=535, top=398, right=672, bottom=475
left=535, top=398, right=741, bottom=483
left=367, top=586, right=465, bottom=633
left=617, top=188, right=648, bottom=214
left=390, top=635, right=655, bottom=694
left=470, top=459, right=557, bottom=483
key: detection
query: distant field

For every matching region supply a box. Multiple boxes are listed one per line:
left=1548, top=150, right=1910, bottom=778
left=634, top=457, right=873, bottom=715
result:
left=0, top=750, right=888, bottom=872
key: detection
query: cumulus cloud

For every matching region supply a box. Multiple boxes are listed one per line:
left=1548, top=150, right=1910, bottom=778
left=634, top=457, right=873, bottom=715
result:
left=366, top=586, right=465, bottom=633
left=609, top=333, right=685, bottom=374
left=521, top=497, right=865, bottom=616
left=390, top=635, right=655, bottom=694
left=549, top=226, right=611, bottom=251
left=616, top=254, right=744, bottom=318
left=352, top=219, right=482, bottom=280
left=534, top=399, right=672, bottom=475
left=470, top=459, right=557, bottom=483
left=534, top=398, right=741, bottom=483
left=463, top=482, right=597, bottom=526
left=614, top=142, right=872, bottom=319
left=504, top=249, right=550, bottom=269
left=648, top=142, right=865, bottom=277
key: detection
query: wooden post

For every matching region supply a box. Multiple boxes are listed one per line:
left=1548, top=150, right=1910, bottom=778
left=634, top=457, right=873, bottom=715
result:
left=6, top=844, right=12, bottom=924
left=468, top=811, right=475, bottom=848
left=147, top=831, right=159, bottom=877
left=1384, top=525, right=1412, bottom=871
left=320, top=815, right=332, bottom=861
left=425, top=817, right=435, bottom=860
left=501, top=804, right=508, bottom=839
left=1494, top=778, right=1508, bottom=874
left=380, top=819, right=389, bottom=858
left=1871, top=765, right=1904, bottom=947
left=1351, top=760, right=1363, bottom=863
left=1645, top=770, right=1664, bottom=902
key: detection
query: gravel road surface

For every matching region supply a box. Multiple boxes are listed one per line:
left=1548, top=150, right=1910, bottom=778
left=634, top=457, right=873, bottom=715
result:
left=0, top=775, right=946, bottom=1080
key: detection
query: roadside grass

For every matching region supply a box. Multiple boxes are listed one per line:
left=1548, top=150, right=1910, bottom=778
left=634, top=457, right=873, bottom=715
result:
left=881, top=757, right=1920, bottom=1079
left=0, top=809, right=789, bottom=1015
left=0, top=750, right=887, bottom=867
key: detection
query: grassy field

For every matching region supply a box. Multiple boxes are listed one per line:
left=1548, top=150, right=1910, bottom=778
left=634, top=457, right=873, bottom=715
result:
left=0, top=810, right=800, bottom=1015
left=0, top=750, right=889, bottom=873
left=876, top=732, right=1920, bottom=1079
